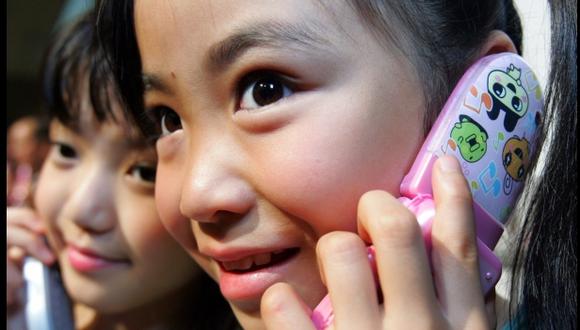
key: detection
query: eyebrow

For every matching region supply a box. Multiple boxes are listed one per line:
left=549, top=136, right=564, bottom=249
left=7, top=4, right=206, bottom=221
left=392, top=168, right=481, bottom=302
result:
left=142, top=21, right=332, bottom=93
left=142, top=73, right=171, bottom=94
left=205, top=21, right=332, bottom=73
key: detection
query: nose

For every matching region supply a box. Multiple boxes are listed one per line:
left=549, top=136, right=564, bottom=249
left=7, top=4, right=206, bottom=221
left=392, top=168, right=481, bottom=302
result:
left=179, top=143, right=256, bottom=223
left=62, top=164, right=117, bottom=234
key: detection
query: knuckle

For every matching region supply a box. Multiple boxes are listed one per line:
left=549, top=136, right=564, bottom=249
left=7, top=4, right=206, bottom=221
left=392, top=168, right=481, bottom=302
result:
left=372, top=210, right=420, bottom=246
left=436, top=232, right=478, bottom=264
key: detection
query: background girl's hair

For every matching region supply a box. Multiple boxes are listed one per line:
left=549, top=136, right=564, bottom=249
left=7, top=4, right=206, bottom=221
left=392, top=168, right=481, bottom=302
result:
left=95, top=0, right=153, bottom=135
left=41, top=10, right=120, bottom=129
left=508, top=0, right=577, bottom=328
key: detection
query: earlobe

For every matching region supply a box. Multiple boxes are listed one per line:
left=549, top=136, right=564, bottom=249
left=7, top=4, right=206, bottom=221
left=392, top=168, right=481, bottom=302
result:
left=479, top=30, right=518, bottom=57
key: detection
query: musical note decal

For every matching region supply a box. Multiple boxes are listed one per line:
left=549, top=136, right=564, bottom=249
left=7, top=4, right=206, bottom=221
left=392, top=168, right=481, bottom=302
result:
left=478, top=161, right=502, bottom=198
left=462, top=85, right=492, bottom=114
left=493, top=132, right=505, bottom=151
left=440, top=138, right=457, bottom=155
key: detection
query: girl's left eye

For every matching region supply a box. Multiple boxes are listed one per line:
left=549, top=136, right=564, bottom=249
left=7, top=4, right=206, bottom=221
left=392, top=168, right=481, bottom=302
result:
left=128, top=164, right=157, bottom=183
left=239, top=73, right=294, bottom=110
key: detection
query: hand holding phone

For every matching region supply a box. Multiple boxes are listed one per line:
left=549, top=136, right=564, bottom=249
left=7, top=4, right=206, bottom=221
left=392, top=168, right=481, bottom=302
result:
left=23, top=257, right=75, bottom=330
left=6, top=207, right=74, bottom=330
left=311, top=52, right=544, bottom=329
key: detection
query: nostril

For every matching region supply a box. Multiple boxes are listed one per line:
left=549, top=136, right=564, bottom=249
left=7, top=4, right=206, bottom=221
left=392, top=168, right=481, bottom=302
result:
left=198, top=210, right=248, bottom=238
left=179, top=179, right=256, bottom=223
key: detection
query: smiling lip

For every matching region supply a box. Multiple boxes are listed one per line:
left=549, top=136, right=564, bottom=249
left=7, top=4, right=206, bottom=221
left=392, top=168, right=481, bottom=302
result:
left=67, top=245, right=130, bottom=273
left=210, top=247, right=300, bottom=301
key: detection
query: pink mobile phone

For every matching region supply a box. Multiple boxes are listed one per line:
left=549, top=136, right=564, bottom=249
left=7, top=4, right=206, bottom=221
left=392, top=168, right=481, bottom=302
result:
left=311, top=52, right=544, bottom=329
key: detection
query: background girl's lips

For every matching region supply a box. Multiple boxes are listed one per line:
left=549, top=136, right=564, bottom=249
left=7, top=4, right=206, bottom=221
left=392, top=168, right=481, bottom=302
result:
left=66, top=245, right=130, bottom=273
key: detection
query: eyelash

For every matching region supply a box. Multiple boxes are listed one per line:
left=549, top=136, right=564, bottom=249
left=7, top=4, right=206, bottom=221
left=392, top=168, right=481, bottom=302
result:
left=143, top=105, right=182, bottom=140
left=144, top=70, right=297, bottom=139
left=237, top=70, right=296, bottom=111
left=127, top=163, right=157, bottom=184
left=51, top=141, right=78, bottom=162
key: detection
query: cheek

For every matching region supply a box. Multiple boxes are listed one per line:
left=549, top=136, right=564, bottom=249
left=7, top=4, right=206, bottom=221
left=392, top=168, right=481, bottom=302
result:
left=118, top=194, right=197, bottom=281
left=155, top=162, right=198, bottom=254
left=34, top=166, right=67, bottom=243
left=249, top=99, right=423, bottom=236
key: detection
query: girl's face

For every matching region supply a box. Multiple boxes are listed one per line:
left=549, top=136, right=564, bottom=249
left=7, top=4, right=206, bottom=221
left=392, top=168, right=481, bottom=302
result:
left=136, top=0, right=424, bottom=327
left=34, top=106, right=200, bottom=314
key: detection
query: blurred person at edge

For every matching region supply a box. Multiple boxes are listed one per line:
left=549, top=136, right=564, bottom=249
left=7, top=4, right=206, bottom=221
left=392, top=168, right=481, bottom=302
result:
left=7, top=115, right=50, bottom=206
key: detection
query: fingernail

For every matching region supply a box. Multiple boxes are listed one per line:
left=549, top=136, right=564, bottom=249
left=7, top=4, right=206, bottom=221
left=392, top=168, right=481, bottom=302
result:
left=438, top=156, right=461, bottom=173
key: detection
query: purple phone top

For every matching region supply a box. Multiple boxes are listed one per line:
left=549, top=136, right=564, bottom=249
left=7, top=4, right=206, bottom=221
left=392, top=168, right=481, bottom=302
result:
left=401, top=52, right=543, bottom=227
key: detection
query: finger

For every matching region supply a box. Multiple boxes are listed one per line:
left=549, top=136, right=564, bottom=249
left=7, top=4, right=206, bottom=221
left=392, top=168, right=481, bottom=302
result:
left=357, top=190, right=441, bottom=325
left=485, top=289, right=497, bottom=329
left=261, top=282, right=316, bottom=330
left=430, top=156, right=488, bottom=327
left=7, top=207, right=46, bottom=233
left=6, top=261, right=24, bottom=306
left=7, top=225, right=55, bottom=264
left=316, top=231, right=380, bottom=330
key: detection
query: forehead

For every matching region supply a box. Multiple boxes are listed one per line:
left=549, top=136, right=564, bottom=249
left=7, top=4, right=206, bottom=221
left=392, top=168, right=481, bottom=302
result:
left=134, top=0, right=370, bottom=68
left=52, top=102, right=149, bottom=150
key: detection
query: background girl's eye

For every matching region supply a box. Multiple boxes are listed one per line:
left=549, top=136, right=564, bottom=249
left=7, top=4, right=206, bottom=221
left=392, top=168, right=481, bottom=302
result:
left=128, top=164, right=157, bottom=183
left=55, top=142, right=78, bottom=159
left=239, top=73, right=294, bottom=110
left=160, top=107, right=182, bottom=135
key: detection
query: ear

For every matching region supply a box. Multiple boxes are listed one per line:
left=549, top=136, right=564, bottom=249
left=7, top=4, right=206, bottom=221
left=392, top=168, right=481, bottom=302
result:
left=478, top=30, right=518, bottom=56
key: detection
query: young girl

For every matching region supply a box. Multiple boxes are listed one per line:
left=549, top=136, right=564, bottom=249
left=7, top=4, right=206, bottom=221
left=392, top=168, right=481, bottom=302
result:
left=96, top=0, right=576, bottom=329
left=6, top=11, right=238, bottom=330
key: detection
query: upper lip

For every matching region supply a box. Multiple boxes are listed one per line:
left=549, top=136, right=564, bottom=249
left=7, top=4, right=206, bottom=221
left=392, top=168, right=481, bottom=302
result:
left=67, top=243, right=128, bottom=262
left=200, top=244, right=296, bottom=263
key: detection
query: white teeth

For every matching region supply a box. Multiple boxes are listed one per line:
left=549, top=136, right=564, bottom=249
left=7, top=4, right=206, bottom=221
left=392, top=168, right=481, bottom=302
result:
left=223, top=256, right=253, bottom=271
left=222, top=251, right=276, bottom=271
left=254, top=253, right=272, bottom=266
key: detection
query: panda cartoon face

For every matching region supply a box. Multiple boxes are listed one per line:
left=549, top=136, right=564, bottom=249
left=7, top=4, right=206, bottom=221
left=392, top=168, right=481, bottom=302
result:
left=487, top=64, right=529, bottom=132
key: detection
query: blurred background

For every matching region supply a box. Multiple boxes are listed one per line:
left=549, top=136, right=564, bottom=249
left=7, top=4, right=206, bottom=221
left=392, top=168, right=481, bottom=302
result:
left=7, top=0, right=94, bottom=127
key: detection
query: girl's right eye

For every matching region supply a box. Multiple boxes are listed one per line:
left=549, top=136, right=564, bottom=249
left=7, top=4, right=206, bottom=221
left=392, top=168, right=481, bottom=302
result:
left=49, top=141, right=79, bottom=167
left=148, top=106, right=183, bottom=137
left=54, top=142, right=78, bottom=159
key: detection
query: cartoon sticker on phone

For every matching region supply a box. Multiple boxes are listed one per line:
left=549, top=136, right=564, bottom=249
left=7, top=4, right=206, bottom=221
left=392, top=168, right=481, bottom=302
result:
left=450, top=114, right=488, bottom=163
left=487, top=64, right=529, bottom=132
left=502, top=136, right=530, bottom=195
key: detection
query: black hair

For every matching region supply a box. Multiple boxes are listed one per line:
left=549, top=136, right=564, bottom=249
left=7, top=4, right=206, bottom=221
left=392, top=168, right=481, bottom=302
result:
left=95, top=0, right=576, bottom=328
left=508, top=0, right=577, bottom=328
left=41, top=10, right=121, bottom=130
left=95, top=1, right=152, bottom=135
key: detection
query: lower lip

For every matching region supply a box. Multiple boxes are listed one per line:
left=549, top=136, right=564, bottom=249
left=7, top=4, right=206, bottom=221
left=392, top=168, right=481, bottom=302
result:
left=218, top=253, right=298, bottom=301
left=67, top=247, right=128, bottom=273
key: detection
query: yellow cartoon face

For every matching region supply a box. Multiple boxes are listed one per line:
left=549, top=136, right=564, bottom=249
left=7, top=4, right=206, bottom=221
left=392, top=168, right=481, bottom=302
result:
left=502, top=136, right=530, bottom=181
